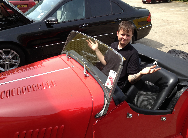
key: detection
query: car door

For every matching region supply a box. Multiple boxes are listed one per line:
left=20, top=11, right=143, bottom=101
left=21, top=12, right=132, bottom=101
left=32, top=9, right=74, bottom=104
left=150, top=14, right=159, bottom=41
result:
left=83, top=0, right=118, bottom=46
left=93, top=102, right=179, bottom=138
left=28, top=0, right=86, bottom=59
left=35, top=0, right=119, bottom=59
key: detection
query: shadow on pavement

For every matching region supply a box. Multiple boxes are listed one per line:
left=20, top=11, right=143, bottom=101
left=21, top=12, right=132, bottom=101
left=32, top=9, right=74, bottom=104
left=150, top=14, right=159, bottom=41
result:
left=136, top=38, right=165, bottom=49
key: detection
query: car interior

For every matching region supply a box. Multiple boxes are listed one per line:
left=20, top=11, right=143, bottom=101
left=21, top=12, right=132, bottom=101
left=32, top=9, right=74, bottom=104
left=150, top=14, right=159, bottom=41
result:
left=64, top=31, right=188, bottom=116
left=113, top=54, right=188, bottom=115
left=52, top=0, right=85, bottom=22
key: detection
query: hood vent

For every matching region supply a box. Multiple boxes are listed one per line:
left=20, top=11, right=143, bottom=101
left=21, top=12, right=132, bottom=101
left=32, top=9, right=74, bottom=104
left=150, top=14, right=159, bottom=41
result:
left=14, top=125, right=64, bottom=138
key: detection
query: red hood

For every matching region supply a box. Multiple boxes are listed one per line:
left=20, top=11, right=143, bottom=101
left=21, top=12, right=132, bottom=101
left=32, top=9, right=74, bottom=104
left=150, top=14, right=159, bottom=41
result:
left=0, top=54, right=104, bottom=137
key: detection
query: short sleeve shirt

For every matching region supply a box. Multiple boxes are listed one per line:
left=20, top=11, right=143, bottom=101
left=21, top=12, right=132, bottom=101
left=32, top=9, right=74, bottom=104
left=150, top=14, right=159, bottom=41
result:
left=101, top=49, right=122, bottom=76
left=110, top=42, right=140, bottom=86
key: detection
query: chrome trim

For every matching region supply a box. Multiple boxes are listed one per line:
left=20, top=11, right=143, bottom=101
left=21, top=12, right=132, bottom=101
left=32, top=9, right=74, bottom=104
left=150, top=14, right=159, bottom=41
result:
left=0, top=67, right=71, bottom=86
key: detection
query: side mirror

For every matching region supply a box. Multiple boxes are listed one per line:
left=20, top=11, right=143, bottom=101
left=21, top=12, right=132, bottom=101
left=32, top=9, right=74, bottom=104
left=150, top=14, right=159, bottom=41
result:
left=45, top=17, right=58, bottom=25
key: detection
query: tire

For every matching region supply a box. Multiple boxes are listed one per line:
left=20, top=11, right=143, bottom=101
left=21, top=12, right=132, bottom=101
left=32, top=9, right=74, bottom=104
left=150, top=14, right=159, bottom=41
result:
left=143, top=1, right=146, bottom=4
left=167, top=49, right=188, bottom=61
left=0, top=44, right=25, bottom=72
left=167, top=0, right=171, bottom=2
left=151, top=0, right=156, bottom=3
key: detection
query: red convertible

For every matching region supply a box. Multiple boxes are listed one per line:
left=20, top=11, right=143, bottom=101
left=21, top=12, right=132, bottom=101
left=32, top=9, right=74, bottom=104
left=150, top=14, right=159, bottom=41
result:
left=0, top=31, right=188, bottom=138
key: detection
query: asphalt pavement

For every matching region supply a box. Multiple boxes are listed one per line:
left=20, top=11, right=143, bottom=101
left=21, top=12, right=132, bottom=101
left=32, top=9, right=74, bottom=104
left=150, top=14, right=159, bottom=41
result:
left=123, top=0, right=188, bottom=53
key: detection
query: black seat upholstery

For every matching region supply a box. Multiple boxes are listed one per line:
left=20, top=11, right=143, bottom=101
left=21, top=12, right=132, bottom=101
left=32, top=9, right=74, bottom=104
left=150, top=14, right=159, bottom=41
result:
left=126, top=65, right=178, bottom=110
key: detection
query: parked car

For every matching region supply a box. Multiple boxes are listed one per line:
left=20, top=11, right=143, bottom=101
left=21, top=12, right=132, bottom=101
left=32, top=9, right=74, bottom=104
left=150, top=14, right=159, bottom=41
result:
left=0, top=31, right=188, bottom=138
left=6, top=0, right=35, bottom=13
left=142, top=0, right=172, bottom=4
left=0, top=0, right=152, bottom=72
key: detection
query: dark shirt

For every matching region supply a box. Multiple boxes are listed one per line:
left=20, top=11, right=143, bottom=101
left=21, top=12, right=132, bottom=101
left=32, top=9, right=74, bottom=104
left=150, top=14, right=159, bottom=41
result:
left=110, top=42, right=140, bottom=90
left=101, top=49, right=121, bottom=76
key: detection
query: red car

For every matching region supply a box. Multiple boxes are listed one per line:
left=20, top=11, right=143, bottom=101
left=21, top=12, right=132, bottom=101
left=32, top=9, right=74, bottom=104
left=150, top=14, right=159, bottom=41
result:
left=0, top=31, right=188, bottom=138
left=142, top=0, right=172, bottom=3
left=7, top=0, right=35, bottom=13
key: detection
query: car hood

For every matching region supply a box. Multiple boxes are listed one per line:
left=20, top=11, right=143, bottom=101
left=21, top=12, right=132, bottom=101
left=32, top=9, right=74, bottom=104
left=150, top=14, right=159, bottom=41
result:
left=0, top=54, right=100, bottom=137
left=0, top=0, right=30, bottom=23
left=0, top=55, right=94, bottom=117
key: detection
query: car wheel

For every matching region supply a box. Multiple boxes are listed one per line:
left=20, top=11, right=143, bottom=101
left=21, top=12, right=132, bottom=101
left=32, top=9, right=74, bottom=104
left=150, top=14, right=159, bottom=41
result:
left=151, top=0, right=156, bottom=3
left=167, top=0, right=171, bottom=2
left=143, top=1, right=146, bottom=4
left=167, top=49, right=188, bottom=61
left=0, top=44, right=25, bottom=72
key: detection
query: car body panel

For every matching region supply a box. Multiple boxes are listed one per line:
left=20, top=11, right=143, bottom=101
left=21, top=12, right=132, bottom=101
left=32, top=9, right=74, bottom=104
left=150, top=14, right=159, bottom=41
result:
left=8, top=0, right=36, bottom=13
left=93, top=101, right=178, bottom=138
left=133, top=15, right=151, bottom=40
left=0, top=54, right=105, bottom=137
left=92, top=89, right=188, bottom=138
left=177, top=89, right=188, bottom=138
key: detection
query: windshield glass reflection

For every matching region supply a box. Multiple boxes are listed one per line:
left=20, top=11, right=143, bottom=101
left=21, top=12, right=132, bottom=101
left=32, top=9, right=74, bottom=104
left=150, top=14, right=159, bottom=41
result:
left=25, top=0, right=61, bottom=21
left=63, top=31, right=123, bottom=104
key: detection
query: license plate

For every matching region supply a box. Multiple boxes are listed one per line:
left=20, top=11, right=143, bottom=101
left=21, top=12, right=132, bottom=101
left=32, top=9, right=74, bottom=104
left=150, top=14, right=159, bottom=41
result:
left=17, top=5, right=27, bottom=8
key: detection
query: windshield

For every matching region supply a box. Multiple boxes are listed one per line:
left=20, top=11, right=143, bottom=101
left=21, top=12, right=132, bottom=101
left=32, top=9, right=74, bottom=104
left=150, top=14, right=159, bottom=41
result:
left=25, top=0, right=61, bottom=21
left=63, top=31, right=123, bottom=117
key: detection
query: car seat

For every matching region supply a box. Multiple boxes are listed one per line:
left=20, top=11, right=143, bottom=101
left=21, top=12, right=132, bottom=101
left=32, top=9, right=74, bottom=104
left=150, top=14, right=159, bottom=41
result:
left=126, top=65, right=178, bottom=110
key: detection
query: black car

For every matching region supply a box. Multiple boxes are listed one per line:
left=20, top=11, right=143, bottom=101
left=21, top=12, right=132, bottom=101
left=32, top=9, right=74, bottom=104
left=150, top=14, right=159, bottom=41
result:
left=0, top=0, right=152, bottom=71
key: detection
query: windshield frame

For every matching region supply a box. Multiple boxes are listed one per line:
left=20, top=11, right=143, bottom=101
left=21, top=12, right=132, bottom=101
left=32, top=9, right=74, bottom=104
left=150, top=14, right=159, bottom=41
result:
left=63, top=31, right=123, bottom=117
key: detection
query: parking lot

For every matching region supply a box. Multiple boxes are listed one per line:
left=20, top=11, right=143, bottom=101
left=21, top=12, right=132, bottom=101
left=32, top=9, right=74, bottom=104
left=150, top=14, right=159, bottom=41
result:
left=123, top=0, right=188, bottom=53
